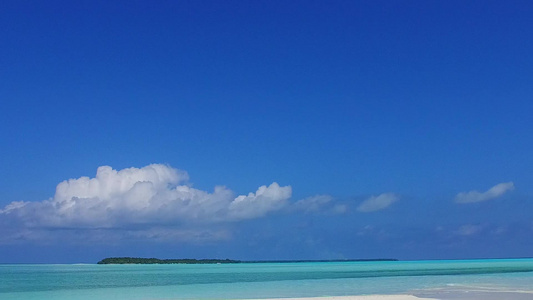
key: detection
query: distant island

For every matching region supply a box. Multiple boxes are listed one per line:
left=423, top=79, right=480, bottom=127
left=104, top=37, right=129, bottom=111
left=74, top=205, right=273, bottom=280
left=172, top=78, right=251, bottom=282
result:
left=97, top=257, right=397, bottom=264
left=97, top=257, right=240, bottom=264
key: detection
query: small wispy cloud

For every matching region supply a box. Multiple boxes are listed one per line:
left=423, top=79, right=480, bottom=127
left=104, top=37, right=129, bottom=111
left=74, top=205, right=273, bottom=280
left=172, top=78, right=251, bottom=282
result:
left=357, top=193, right=399, bottom=213
left=292, top=195, right=333, bottom=213
left=454, top=182, right=514, bottom=204
left=291, top=195, right=347, bottom=214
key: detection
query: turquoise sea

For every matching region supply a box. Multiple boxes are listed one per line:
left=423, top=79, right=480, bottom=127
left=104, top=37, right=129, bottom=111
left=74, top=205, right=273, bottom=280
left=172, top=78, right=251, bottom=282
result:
left=1, top=259, right=532, bottom=300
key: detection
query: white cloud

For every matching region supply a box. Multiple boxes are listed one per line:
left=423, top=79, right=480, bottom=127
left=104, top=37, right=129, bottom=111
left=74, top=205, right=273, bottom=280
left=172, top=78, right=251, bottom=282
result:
left=357, top=193, right=399, bottom=213
left=228, top=182, right=291, bottom=220
left=454, top=182, right=514, bottom=204
left=0, top=164, right=292, bottom=230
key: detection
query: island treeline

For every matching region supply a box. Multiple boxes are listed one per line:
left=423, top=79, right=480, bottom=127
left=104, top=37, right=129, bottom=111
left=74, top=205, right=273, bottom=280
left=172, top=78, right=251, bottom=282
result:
left=97, top=257, right=397, bottom=264
left=97, top=257, right=239, bottom=264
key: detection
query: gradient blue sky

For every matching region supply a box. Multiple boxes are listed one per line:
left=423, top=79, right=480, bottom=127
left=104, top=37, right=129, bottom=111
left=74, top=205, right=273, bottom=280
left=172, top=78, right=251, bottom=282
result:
left=1, top=0, right=532, bottom=263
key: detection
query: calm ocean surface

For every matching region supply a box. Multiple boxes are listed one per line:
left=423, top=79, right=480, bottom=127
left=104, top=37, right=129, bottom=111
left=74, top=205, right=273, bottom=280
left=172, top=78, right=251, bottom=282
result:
left=1, top=259, right=532, bottom=300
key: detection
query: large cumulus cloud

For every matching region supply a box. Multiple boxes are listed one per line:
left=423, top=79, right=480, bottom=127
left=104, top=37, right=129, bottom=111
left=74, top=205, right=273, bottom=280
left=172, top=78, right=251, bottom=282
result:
left=0, top=164, right=292, bottom=230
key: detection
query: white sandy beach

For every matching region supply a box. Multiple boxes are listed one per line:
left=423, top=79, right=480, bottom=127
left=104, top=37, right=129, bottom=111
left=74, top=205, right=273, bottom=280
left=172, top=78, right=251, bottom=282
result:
left=246, top=292, right=533, bottom=300
left=245, top=295, right=435, bottom=300
left=247, top=296, right=436, bottom=300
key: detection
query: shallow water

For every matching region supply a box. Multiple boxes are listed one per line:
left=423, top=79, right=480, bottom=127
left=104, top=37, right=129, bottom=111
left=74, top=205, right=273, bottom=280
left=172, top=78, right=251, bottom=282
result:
left=1, top=259, right=532, bottom=299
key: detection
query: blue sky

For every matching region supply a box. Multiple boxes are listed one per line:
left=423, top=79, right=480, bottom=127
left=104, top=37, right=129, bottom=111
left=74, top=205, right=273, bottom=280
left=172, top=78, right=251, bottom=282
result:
left=1, top=0, right=532, bottom=263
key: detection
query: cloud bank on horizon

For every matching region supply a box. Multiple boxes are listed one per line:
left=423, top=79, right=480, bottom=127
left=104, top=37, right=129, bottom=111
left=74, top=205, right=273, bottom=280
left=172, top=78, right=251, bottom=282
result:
left=0, top=164, right=351, bottom=244
left=0, top=164, right=519, bottom=246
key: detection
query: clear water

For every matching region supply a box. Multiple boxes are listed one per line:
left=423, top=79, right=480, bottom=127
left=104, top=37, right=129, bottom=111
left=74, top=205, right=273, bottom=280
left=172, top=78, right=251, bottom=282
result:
left=1, top=259, right=532, bottom=299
